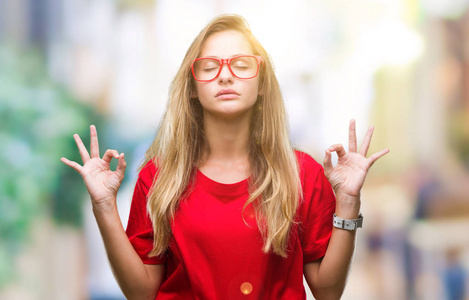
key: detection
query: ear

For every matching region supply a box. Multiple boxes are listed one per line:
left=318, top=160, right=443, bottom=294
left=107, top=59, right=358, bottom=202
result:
left=258, top=84, right=264, bottom=96
left=191, top=89, right=198, bottom=99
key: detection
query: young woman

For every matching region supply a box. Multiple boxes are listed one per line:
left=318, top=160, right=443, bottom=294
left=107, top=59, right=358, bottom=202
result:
left=61, top=14, right=389, bottom=300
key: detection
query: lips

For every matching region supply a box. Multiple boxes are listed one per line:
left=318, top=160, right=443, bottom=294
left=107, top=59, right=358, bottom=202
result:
left=215, top=89, right=240, bottom=97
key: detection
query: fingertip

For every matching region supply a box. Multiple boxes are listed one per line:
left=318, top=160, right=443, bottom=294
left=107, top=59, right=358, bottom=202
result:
left=118, top=154, right=127, bottom=169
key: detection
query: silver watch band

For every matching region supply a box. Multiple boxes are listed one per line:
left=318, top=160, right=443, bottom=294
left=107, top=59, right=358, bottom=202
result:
left=333, top=213, right=363, bottom=231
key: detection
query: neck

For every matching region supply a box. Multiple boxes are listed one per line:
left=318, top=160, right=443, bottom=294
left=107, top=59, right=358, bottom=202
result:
left=200, top=110, right=252, bottom=164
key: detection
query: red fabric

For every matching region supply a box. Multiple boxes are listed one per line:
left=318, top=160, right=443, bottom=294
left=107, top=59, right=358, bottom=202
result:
left=126, top=150, right=336, bottom=299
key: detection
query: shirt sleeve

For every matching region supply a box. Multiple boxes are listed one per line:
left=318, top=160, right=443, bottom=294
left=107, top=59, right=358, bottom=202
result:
left=298, top=152, right=336, bottom=264
left=126, top=160, right=167, bottom=265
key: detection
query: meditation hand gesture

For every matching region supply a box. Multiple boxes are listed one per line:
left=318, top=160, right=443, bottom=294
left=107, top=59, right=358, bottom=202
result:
left=324, top=120, right=389, bottom=199
left=60, top=125, right=127, bottom=209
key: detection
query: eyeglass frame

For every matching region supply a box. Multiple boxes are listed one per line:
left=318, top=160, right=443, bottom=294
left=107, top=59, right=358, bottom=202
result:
left=191, top=55, right=264, bottom=82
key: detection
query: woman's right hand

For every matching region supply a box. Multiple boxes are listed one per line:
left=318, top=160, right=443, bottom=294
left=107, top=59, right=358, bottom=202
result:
left=61, top=125, right=127, bottom=210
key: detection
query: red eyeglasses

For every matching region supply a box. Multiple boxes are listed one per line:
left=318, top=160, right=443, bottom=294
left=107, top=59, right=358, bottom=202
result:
left=191, top=55, right=263, bottom=82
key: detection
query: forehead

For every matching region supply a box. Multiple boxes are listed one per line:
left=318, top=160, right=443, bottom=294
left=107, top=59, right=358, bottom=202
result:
left=200, top=30, right=253, bottom=58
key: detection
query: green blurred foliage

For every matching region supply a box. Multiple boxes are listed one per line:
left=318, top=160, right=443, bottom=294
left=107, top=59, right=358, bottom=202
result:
left=449, top=110, right=469, bottom=169
left=117, top=0, right=155, bottom=10
left=0, top=45, right=100, bottom=286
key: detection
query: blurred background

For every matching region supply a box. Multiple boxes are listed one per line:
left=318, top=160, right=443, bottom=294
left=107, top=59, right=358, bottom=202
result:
left=0, top=0, right=468, bottom=299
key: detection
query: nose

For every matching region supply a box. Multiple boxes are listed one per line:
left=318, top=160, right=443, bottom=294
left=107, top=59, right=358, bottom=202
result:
left=217, top=63, right=234, bottom=83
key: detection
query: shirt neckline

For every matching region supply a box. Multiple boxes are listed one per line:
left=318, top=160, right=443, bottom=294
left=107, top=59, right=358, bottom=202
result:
left=195, top=169, right=250, bottom=197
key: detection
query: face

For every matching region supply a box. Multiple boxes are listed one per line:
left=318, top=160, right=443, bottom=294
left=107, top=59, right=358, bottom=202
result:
left=192, top=30, right=261, bottom=120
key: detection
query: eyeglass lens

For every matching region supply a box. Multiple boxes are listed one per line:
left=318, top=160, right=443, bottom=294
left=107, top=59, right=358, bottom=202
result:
left=193, top=56, right=258, bottom=81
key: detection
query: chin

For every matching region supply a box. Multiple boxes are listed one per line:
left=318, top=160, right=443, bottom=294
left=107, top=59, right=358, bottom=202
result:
left=205, top=106, right=253, bottom=119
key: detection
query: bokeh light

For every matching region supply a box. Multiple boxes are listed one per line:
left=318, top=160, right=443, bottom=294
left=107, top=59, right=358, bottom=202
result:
left=1, top=0, right=468, bottom=299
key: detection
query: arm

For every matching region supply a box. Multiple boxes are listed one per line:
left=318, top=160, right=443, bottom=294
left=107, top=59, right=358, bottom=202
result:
left=61, top=125, right=165, bottom=300
left=94, top=201, right=165, bottom=300
left=304, top=120, right=389, bottom=299
left=303, top=194, right=359, bottom=300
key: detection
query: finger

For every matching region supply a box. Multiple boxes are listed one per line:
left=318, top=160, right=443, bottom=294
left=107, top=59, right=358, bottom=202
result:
left=329, top=144, right=347, bottom=158
left=368, top=148, right=390, bottom=167
left=74, top=134, right=90, bottom=163
left=116, top=153, right=127, bottom=180
left=60, top=157, right=83, bottom=174
left=323, top=149, right=333, bottom=177
left=103, top=149, right=119, bottom=164
left=359, top=126, right=374, bottom=157
left=349, top=119, right=357, bottom=153
left=90, top=125, right=100, bottom=159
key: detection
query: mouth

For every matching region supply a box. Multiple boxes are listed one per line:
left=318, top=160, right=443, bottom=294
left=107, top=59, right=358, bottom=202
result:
left=215, top=89, right=240, bottom=99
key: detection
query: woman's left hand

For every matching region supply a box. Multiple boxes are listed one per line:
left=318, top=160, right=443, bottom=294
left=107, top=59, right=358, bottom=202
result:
left=324, top=119, right=389, bottom=199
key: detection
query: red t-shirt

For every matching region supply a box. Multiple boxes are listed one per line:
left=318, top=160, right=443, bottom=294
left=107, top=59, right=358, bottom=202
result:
left=126, top=150, right=336, bottom=299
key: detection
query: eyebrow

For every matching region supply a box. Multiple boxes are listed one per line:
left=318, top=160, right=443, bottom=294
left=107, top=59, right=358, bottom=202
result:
left=201, top=54, right=251, bottom=58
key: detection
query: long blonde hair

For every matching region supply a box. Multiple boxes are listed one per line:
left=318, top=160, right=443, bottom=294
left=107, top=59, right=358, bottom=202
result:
left=141, top=14, right=301, bottom=258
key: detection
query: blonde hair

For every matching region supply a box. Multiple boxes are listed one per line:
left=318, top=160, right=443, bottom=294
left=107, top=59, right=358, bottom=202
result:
left=141, top=14, right=301, bottom=258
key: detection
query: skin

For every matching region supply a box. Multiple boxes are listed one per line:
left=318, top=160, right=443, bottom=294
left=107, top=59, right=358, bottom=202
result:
left=193, top=30, right=262, bottom=183
left=61, top=126, right=164, bottom=300
left=61, top=29, right=389, bottom=299
left=193, top=30, right=261, bottom=120
left=303, top=119, right=389, bottom=299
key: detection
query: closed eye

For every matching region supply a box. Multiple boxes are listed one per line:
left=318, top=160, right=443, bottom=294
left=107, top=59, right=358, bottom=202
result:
left=203, top=67, right=218, bottom=71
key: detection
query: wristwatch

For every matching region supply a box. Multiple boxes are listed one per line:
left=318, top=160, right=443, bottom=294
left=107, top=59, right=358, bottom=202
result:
left=333, top=213, right=363, bottom=231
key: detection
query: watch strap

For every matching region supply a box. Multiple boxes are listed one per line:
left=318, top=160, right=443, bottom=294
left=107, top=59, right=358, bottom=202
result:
left=333, top=213, right=363, bottom=231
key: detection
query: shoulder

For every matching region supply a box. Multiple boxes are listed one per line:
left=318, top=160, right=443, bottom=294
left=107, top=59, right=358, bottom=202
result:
left=294, top=149, right=324, bottom=181
left=294, top=150, right=335, bottom=215
left=138, top=158, right=159, bottom=189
